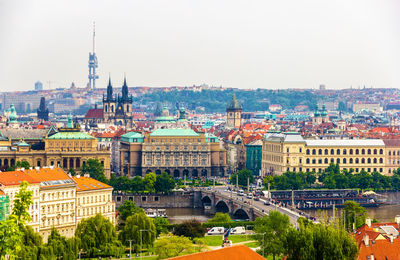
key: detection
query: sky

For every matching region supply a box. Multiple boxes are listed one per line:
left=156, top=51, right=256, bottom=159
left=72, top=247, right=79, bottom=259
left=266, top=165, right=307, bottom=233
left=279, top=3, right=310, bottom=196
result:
left=0, top=0, right=399, bottom=91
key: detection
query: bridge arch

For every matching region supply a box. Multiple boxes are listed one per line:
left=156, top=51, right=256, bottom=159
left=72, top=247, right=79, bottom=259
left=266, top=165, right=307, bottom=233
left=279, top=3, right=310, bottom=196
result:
left=201, top=196, right=212, bottom=205
left=232, top=208, right=250, bottom=220
left=215, top=200, right=230, bottom=213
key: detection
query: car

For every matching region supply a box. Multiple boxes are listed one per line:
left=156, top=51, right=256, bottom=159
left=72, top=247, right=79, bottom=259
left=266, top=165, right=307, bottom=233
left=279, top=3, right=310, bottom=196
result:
left=246, top=193, right=253, bottom=199
left=237, top=189, right=244, bottom=196
left=254, top=195, right=260, bottom=201
left=207, top=187, right=211, bottom=190
left=207, top=227, right=225, bottom=235
left=230, top=226, right=246, bottom=235
left=264, top=200, right=271, bottom=206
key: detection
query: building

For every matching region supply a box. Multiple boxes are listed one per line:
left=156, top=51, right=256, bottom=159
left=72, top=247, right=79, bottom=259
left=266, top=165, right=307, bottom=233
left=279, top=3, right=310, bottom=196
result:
left=0, top=167, right=115, bottom=242
left=353, top=102, right=382, bottom=113
left=355, top=217, right=400, bottom=260
left=35, top=81, right=43, bottom=91
left=120, top=128, right=227, bottom=177
left=261, top=132, right=386, bottom=176
left=0, top=115, right=111, bottom=178
left=37, top=97, right=49, bottom=121
left=312, top=104, right=329, bottom=125
left=383, top=139, right=400, bottom=175
left=226, top=93, right=242, bottom=129
left=246, top=139, right=263, bottom=176
left=153, top=103, right=189, bottom=130
left=84, top=77, right=134, bottom=128
left=73, top=175, right=115, bottom=225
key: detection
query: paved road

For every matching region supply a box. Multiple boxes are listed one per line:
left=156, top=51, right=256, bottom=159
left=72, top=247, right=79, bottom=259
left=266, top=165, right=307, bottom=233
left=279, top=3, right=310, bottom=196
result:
left=206, top=186, right=302, bottom=226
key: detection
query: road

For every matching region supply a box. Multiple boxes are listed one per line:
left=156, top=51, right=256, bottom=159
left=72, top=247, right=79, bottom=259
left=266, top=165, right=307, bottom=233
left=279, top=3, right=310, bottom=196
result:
left=208, top=185, right=302, bottom=226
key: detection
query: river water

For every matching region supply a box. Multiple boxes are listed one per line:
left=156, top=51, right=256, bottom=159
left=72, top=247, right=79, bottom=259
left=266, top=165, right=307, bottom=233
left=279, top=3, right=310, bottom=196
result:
left=165, top=192, right=400, bottom=224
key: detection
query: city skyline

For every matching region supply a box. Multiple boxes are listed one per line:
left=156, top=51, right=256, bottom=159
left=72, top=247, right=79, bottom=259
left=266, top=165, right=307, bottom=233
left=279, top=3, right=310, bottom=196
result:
left=0, top=0, right=399, bottom=91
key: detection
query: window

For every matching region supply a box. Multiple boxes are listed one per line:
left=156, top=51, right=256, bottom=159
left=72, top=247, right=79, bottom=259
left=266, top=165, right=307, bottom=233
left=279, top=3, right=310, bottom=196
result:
left=362, top=149, right=365, bottom=155
left=379, top=158, right=383, bottom=163
left=306, top=158, right=310, bottom=164
left=336, top=149, right=340, bottom=155
left=324, top=158, right=328, bottom=163
left=318, top=149, right=322, bottom=155
left=336, top=158, right=340, bottom=164
left=350, top=149, right=353, bottom=155
left=318, top=159, right=322, bottom=164
left=343, top=158, right=347, bottom=164
left=389, top=151, right=392, bottom=156
left=355, top=158, right=359, bottom=163
left=361, top=158, right=365, bottom=163
left=380, top=149, right=383, bottom=155
left=324, top=149, right=328, bottom=155
left=330, top=149, right=334, bottom=155
left=367, top=158, right=371, bottom=163
left=373, top=149, right=377, bottom=155
left=350, top=158, right=353, bottom=164
left=306, top=149, right=310, bottom=155
left=312, top=149, right=316, bottom=155
left=373, top=158, right=377, bottom=163
left=356, top=149, right=359, bottom=155
left=368, top=149, right=371, bottom=155
left=343, top=149, right=347, bottom=155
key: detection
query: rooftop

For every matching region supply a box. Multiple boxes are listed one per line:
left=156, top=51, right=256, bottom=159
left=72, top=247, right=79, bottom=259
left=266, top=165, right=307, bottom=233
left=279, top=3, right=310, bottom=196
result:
left=48, top=132, right=94, bottom=140
left=72, top=176, right=112, bottom=192
left=305, top=139, right=385, bottom=147
left=150, top=128, right=200, bottom=137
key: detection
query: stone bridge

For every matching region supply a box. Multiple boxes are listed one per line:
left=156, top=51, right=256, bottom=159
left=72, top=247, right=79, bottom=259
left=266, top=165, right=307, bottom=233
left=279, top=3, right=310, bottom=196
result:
left=199, top=190, right=267, bottom=221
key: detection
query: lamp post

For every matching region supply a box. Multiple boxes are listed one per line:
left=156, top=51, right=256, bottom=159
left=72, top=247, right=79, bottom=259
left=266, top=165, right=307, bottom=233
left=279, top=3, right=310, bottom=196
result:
left=127, top=239, right=134, bottom=260
left=255, top=232, right=266, bottom=257
left=140, top=229, right=149, bottom=260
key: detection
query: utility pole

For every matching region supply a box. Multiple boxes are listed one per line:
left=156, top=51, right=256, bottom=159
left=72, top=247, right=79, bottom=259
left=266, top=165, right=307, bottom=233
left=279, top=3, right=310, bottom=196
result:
left=247, top=177, right=249, bottom=193
left=292, top=190, right=295, bottom=209
left=236, top=173, right=238, bottom=189
left=127, top=239, right=134, bottom=260
left=140, top=229, right=148, bottom=260
left=213, top=177, right=215, bottom=189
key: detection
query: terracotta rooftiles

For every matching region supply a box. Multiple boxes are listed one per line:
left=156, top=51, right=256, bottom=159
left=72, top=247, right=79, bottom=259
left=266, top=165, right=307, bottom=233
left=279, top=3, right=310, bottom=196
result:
left=84, top=109, right=104, bottom=119
left=0, top=171, right=41, bottom=186
left=72, top=176, right=112, bottom=192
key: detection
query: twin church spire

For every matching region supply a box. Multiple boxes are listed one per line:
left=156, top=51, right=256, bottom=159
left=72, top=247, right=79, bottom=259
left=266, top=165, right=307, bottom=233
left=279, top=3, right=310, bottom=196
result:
left=103, top=75, right=132, bottom=103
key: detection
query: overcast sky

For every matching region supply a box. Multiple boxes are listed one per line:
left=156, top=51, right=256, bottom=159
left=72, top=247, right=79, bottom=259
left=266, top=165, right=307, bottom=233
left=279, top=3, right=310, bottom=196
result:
left=0, top=0, right=399, bottom=91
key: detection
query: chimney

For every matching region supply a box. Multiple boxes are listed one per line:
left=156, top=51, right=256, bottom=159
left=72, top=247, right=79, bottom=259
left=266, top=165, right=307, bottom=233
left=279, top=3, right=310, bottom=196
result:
left=370, top=255, right=374, bottom=260
left=363, top=234, right=369, bottom=246
left=389, top=235, right=394, bottom=243
left=84, top=173, right=90, bottom=178
left=35, top=166, right=40, bottom=171
left=366, top=218, right=372, bottom=227
left=21, top=167, right=25, bottom=171
left=395, top=215, right=400, bottom=225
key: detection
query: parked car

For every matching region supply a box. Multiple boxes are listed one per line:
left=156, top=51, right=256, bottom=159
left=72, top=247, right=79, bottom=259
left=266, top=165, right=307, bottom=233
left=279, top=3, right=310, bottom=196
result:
left=254, top=195, right=260, bottom=201
left=264, top=200, right=271, bottom=206
left=230, top=226, right=246, bottom=235
left=207, top=227, right=225, bottom=235
left=246, top=193, right=253, bottom=199
left=237, top=190, right=244, bottom=196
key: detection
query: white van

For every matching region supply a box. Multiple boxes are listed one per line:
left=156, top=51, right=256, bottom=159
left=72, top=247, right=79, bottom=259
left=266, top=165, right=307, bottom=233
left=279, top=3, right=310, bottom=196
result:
left=207, top=227, right=225, bottom=235
left=237, top=190, right=244, bottom=196
left=230, top=226, right=246, bottom=235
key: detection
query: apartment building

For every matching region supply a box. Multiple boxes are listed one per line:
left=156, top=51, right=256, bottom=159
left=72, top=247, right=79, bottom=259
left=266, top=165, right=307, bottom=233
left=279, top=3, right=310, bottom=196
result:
left=262, top=132, right=386, bottom=176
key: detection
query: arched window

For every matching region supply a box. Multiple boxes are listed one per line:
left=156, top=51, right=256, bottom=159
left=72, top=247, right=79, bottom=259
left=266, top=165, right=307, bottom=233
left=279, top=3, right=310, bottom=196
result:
left=349, top=158, right=353, bottom=164
left=368, top=149, right=371, bottom=155
left=361, top=158, right=365, bottom=163
left=362, top=149, right=365, bottom=155
left=389, top=151, right=392, bottom=156
left=324, top=158, right=328, bottom=164
left=306, top=149, right=310, bottom=155
left=336, top=158, right=340, bottom=164
left=380, top=149, right=383, bottom=155
left=306, top=158, right=310, bottom=164
left=331, top=158, right=334, bottom=163
left=331, top=149, right=334, bottom=155
left=318, top=149, right=322, bottom=155
left=324, top=149, right=328, bottom=155
left=373, top=149, right=377, bottom=155
left=373, top=158, right=377, bottom=163
left=379, top=158, right=383, bottom=163
left=343, top=158, right=347, bottom=164
left=343, top=149, right=347, bottom=155
left=355, top=158, right=359, bottom=163
left=312, top=159, right=316, bottom=164
left=312, top=149, right=316, bottom=155
left=350, top=149, right=353, bottom=155
left=367, top=158, right=371, bottom=163
left=337, top=149, right=341, bottom=155
left=356, top=149, right=359, bottom=155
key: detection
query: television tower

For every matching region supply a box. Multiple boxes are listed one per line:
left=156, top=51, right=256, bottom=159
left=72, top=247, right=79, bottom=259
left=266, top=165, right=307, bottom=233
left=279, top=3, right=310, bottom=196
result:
left=88, top=22, right=99, bottom=89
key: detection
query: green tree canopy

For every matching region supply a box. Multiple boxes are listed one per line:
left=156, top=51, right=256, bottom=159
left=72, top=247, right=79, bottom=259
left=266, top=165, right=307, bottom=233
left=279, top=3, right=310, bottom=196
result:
left=12, top=180, right=33, bottom=226
left=155, top=234, right=194, bottom=259
left=173, top=219, right=206, bottom=239
left=144, top=172, right=157, bottom=193
left=343, top=201, right=367, bottom=231
left=118, top=212, right=157, bottom=252
left=7, top=160, right=30, bottom=171
left=75, top=214, right=124, bottom=258
left=155, top=172, right=176, bottom=194
left=207, top=212, right=233, bottom=223
left=118, top=200, right=144, bottom=222
left=81, top=159, right=106, bottom=182
left=230, top=169, right=255, bottom=188
left=154, top=217, right=170, bottom=236
left=254, top=211, right=291, bottom=260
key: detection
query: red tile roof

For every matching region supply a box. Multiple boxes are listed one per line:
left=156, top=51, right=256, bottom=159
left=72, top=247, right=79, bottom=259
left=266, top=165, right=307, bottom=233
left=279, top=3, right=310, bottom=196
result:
left=0, top=171, right=41, bottom=186
left=72, top=176, right=112, bottom=192
left=169, top=245, right=264, bottom=260
left=85, top=109, right=104, bottom=119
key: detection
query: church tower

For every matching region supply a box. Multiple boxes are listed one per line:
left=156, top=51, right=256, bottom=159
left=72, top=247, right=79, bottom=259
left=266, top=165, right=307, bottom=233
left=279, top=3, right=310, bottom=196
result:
left=118, top=77, right=133, bottom=118
left=37, top=97, right=49, bottom=121
left=226, top=93, right=242, bottom=129
left=103, top=77, right=116, bottom=121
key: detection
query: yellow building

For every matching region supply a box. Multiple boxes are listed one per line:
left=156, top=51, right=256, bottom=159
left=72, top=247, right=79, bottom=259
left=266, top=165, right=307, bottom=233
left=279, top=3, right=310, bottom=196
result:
left=120, top=129, right=227, bottom=177
left=262, top=132, right=386, bottom=176
left=73, top=175, right=115, bottom=225
left=0, top=167, right=115, bottom=242
left=0, top=115, right=111, bottom=178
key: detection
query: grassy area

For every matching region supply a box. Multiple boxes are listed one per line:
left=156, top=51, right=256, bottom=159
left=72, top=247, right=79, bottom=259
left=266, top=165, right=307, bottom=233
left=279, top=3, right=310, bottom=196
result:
left=244, top=241, right=260, bottom=248
left=202, top=234, right=255, bottom=246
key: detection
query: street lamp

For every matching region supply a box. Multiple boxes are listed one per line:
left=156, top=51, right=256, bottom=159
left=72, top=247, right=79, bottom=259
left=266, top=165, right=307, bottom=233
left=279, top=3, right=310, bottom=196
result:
left=254, top=232, right=266, bottom=257
left=127, top=239, right=135, bottom=260
left=140, top=229, right=149, bottom=260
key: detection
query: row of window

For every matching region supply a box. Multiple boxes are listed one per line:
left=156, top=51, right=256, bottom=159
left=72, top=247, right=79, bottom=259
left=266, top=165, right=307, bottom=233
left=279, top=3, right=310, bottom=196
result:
left=78, top=205, right=113, bottom=217
left=150, top=138, right=202, bottom=143
left=305, top=148, right=384, bottom=155
left=42, top=191, right=75, bottom=201
left=78, top=194, right=112, bottom=205
left=305, top=158, right=384, bottom=164
left=388, top=150, right=400, bottom=156
left=287, top=167, right=384, bottom=173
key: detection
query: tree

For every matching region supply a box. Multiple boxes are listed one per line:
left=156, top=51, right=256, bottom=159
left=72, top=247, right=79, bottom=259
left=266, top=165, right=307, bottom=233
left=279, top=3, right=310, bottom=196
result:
left=0, top=219, right=23, bottom=257
left=343, top=201, right=367, bottom=231
left=154, top=217, right=170, bottom=236
left=12, top=180, right=33, bottom=226
left=230, top=169, right=255, bottom=188
left=131, top=176, right=145, bottom=193
left=81, top=159, right=106, bottom=182
left=155, top=234, right=194, bottom=259
left=118, top=200, right=144, bottom=222
left=155, top=172, right=176, bottom=194
left=17, top=226, right=43, bottom=259
left=46, top=228, right=79, bottom=260
left=254, top=211, right=291, bottom=260
left=144, top=172, right=156, bottom=193
left=75, top=214, right=124, bottom=258
left=118, top=212, right=157, bottom=252
left=173, top=219, right=206, bottom=239
left=7, top=160, right=30, bottom=171
left=208, top=212, right=232, bottom=223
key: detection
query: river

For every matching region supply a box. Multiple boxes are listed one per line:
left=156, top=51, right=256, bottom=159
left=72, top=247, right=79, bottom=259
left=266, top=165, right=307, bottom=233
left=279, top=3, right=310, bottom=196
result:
left=165, top=208, right=211, bottom=224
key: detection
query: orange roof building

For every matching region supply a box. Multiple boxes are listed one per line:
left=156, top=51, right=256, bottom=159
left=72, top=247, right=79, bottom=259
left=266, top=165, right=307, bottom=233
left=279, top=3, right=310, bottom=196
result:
left=170, top=245, right=264, bottom=260
left=355, top=217, right=400, bottom=260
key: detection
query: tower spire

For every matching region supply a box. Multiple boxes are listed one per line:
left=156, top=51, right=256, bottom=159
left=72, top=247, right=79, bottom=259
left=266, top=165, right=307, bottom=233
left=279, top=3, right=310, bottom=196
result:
left=88, top=21, right=99, bottom=89
left=93, top=21, right=96, bottom=53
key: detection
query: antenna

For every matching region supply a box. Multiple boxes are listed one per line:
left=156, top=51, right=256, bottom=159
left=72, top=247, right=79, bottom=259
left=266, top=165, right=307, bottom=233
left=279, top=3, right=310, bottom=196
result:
left=93, top=21, right=96, bottom=53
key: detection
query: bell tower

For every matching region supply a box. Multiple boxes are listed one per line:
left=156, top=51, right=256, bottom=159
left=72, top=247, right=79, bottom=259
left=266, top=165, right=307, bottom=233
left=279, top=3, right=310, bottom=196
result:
left=226, top=93, right=242, bottom=129
left=119, top=76, right=133, bottom=117
left=103, top=77, right=116, bottom=121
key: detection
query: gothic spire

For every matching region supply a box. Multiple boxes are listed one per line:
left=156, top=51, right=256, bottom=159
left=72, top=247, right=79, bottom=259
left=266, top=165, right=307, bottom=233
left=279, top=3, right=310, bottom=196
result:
left=106, top=75, right=113, bottom=101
